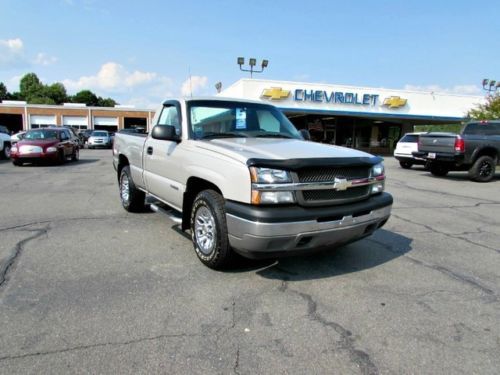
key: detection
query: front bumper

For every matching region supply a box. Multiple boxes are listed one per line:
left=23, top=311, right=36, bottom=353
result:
left=225, top=193, right=392, bottom=257
left=11, top=152, right=59, bottom=162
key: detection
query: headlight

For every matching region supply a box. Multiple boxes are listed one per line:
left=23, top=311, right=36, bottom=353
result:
left=11, top=146, right=17, bottom=153
left=370, top=162, right=385, bottom=194
left=249, top=167, right=292, bottom=184
left=250, top=167, right=295, bottom=204
left=46, top=147, right=57, bottom=153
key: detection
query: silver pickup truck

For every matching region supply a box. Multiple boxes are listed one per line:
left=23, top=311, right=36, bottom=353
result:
left=113, top=97, right=392, bottom=269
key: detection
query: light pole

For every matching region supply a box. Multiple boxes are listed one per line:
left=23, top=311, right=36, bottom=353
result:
left=237, top=57, right=269, bottom=78
left=482, top=79, right=500, bottom=95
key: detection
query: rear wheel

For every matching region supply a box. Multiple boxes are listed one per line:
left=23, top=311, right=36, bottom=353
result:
left=119, top=166, right=145, bottom=212
left=190, top=190, right=233, bottom=270
left=429, top=162, right=449, bottom=177
left=2, top=143, right=11, bottom=159
left=469, top=155, right=496, bottom=182
left=399, top=160, right=413, bottom=169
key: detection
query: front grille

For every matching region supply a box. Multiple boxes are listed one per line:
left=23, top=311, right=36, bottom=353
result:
left=297, top=166, right=370, bottom=182
left=295, top=166, right=371, bottom=206
left=302, top=186, right=371, bottom=202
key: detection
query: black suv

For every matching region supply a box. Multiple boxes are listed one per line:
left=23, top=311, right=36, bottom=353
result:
left=415, top=121, right=500, bottom=182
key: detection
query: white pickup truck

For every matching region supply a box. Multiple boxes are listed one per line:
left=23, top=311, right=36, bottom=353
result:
left=113, top=98, right=392, bottom=269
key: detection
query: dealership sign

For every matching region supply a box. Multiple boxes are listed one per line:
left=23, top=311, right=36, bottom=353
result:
left=261, top=87, right=407, bottom=109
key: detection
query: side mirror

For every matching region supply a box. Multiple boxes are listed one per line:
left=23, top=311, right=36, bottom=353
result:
left=151, top=125, right=180, bottom=142
left=299, top=129, right=311, bottom=141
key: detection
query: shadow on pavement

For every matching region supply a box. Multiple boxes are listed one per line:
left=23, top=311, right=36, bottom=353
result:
left=227, top=229, right=412, bottom=281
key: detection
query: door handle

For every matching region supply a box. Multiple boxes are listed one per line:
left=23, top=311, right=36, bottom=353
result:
left=147, top=146, right=153, bottom=155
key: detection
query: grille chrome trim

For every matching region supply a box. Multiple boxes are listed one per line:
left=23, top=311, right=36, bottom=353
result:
left=251, top=176, right=384, bottom=192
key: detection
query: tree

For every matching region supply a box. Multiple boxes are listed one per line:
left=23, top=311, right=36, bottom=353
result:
left=467, top=95, right=500, bottom=120
left=19, top=73, right=44, bottom=101
left=71, top=90, right=99, bottom=106
left=97, top=96, right=117, bottom=107
left=44, top=82, right=68, bottom=104
left=0, top=82, right=8, bottom=100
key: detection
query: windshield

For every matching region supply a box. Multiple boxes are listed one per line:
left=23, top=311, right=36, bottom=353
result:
left=188, top=100, right=302, bottom=140
left=25, top=130, right=59, bottom=140
left=92, top=131, right=108, bottom=137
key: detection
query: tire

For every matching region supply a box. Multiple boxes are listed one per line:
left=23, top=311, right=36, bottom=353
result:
left=468, top=155, right=496, bottom=182
left=429, top=162, right=449, bottom=177
left=12, top=160, right=23, bottom=166
left=119, top=165, right=145, bottom=212
left=2, top=143, right=11, bottom=159
left=399, top=160, right=413, bottom=169
left=57, top=150, right=66, bottom=165
left=72, top=148, right=79, bottom=162
left=190, top=190, right=233, bottom=270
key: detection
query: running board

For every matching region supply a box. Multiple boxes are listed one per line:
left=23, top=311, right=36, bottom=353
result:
left=150, top=203, right=182, bottom=224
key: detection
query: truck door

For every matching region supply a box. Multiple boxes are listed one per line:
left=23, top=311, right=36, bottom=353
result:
left=143, top=103, right=184, bottom=210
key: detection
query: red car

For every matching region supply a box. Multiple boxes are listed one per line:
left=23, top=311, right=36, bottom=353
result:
left=10, top=128, right=79, bottom=166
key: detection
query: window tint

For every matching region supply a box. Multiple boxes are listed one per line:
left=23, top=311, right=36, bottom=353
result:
left=462, top=122, right=500, bottom=135
left=158, top=105, right=181, bottom=135
left=399, top=134, right=419, bottom=143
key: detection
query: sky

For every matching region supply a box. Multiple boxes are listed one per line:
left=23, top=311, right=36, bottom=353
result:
left=0, top=0, right=498, bottom=108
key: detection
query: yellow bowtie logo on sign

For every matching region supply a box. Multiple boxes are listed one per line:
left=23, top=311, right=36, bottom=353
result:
left=382, top=96, right=407, bottom=108
left=261, top=87, right=290, bottom=100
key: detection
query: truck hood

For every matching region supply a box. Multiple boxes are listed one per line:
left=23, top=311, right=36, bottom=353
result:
left=194, top=138, right=376, bottom=165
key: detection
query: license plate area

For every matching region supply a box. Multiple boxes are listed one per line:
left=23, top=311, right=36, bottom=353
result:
left=427, top=152, right=436, bottom=159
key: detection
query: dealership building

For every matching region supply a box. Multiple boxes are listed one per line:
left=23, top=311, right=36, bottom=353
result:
left=1, top=78, right=483, bottom=154
left=219, top=79, right=484, bottom=154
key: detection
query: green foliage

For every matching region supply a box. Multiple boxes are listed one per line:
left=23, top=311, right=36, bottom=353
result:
left=19, top=73, right=44, bottom=101
left=0, top=82, right=8, bottom=100
left=71, top=90, right=99, bottom=106
left=414, top=124, right=464, bottom=134
left=44, top=83, right=68, bottom=104
left=29, top=96, right=56, bottom=105
left=97, top=97, right=117, bottom=107
left=467, top=95, right=500, bottom=120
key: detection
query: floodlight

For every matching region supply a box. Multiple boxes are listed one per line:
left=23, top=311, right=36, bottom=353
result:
left=261, top=59, right=269, bottom=68
left=237, top=57, right=244, bottom=65
left=249, top=58, right=256, bottom=67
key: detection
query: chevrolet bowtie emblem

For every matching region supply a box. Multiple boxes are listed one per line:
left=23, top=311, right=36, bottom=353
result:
left=261, top=87, right=290, bottom=100
left=333, top=177, right=351, bottom=191
left=382, top=96, right=407, bottom=108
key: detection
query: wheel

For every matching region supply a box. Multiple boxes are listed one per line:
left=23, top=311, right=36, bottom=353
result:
left=57, top=150, right=66, bottom=165
left=72, top=148, right=79, bottom=162
left=190, top=190, right=233, bottom=270
left=119, top=165, right=145, bottom=212
left=429, top=162, right=449, bottom=177
left=399, top=160, right=413, bottom=169
left=2, top=143, right=11, bottom=159
left=12, top=160, right=23, bottom=166
left=468, top=155, right=496, bottom=182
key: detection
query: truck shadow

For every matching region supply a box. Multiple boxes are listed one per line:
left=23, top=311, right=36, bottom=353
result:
left=230, top=229, right=413, bottom=281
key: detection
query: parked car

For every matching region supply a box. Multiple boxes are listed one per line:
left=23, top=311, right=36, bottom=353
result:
left=10, top=127, right=79, bottom=166
left=88, top=130, right=112, bottom=149
left=63, top=126, right=84, bottom=149
left=11, top=131, right=27, bottom=145
left=415, top=121, right=500, bottom=182
left=393, top=132, right=428, bottom=169
left=78, top=129, right=93, bottom=145
left=0, top=125, right=11, bottom=159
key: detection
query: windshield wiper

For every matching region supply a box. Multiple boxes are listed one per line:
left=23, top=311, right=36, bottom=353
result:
left=255, top=133, right=294, bottom=139
left=199, top=132, right=248, bottom=139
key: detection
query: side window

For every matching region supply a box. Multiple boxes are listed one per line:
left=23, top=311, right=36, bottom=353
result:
left=158, top=105, right=181, bottom=135
left=60, top=131, right=68, bottom=140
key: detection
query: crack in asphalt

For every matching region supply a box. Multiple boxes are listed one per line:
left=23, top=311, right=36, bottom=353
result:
left=367, top=238, right=497, bottom=301
left=392, top=213, right=500, bottom=254
left=233, top=345, right=241, bottom=375
left=0, top=215, right=125, bottom=232
left=277, top=279, right=379, bottom=375
left=0, top=332, right=201, bottom=362
left=0, top=227, right=49, bottom=291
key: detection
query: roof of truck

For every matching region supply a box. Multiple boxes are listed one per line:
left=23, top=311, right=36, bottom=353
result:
left=162, top=96, right=267, bottom=105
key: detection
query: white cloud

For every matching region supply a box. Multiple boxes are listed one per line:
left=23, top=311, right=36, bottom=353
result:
left=33, top=52, right=58, bottom=66
left=404, top=84, right=482, bottom=96
left=63, top=62, right=159, bottom=92
left=0, top=38, right=26, bottom=68
left=181, top=75, right=208, bottom=96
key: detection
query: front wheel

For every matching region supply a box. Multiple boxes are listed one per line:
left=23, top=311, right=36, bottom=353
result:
left=72, top=148, right=79, bottom=162
left=12, top=160, right=23, bottom=166
left=190, top=190, right=233, bottom=270
left=469, top=156, right=496, bottom=182
left=2, top=144, right=11, bottom=159
left=119, top=166, right=145, bottom=212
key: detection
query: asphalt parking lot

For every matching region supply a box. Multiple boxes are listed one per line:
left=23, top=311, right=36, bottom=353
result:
left=0, top=149, right=499, bottom=374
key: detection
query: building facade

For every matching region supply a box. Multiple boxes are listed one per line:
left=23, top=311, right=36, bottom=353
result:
left=220, top=79, right=484, bottom=154
left=0, top=102, right=156, bottom=134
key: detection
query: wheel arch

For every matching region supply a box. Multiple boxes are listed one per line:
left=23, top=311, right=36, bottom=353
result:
left=182, top=177, right=223, bottom=231
left=117, top=154, right=130, bottom=181
left=471, top=146, right=498, bottom=164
